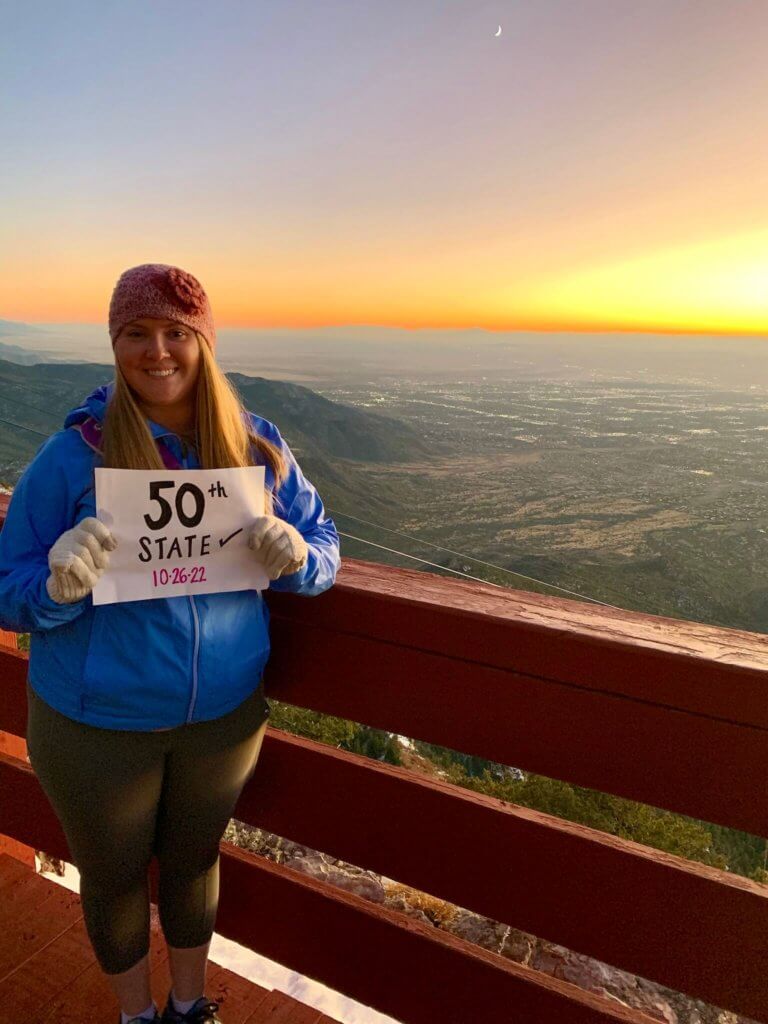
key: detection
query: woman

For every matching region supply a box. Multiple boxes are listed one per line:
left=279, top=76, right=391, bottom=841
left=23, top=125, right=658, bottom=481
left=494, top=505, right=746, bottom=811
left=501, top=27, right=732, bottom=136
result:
left=0, top=263, right=340, bottom=1024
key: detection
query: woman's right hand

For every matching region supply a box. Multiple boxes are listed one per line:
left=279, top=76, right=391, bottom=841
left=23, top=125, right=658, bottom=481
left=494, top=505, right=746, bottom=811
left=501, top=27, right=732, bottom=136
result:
left=45, top=517, right=118, bottom=605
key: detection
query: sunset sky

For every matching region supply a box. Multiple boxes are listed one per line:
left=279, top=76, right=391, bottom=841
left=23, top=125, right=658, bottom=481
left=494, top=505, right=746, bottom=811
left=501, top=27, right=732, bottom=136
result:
left=1, top=0, right=766, bottom=335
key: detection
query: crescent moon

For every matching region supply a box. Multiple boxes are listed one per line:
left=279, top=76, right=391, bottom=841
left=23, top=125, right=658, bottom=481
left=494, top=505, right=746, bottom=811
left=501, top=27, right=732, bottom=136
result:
left=495, top=25, right=502, bottom=36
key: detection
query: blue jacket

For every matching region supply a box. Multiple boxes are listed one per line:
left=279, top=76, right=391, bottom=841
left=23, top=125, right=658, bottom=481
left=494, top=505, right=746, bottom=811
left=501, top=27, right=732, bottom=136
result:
left=0, top=382, right=340, bottom=730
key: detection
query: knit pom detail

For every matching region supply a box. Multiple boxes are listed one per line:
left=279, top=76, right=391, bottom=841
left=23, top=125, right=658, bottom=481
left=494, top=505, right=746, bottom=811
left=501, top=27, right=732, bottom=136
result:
left=160, top=267, right=208, bottom=315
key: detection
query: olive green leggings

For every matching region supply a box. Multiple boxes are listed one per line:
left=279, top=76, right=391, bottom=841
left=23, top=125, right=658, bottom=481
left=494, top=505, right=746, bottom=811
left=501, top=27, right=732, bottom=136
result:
left=25, top=679, right=270, bottom=975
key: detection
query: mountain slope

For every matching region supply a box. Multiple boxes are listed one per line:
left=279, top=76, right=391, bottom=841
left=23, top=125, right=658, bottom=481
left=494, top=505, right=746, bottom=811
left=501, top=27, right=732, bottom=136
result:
left=0, top=360, right=437, bottom=517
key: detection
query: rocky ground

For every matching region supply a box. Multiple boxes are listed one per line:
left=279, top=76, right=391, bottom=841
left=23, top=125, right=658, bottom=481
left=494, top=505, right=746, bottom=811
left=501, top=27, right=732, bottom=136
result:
left=222, top=740, right=758, bottom=1024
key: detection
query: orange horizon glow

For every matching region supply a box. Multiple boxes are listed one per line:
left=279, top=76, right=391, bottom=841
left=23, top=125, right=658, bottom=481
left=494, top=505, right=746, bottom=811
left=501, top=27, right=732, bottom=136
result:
left=7, top=312, right=767, bottom=338
left=4, top=224, right=766, bottom=337
left=13, top=316, right=767, bottom=338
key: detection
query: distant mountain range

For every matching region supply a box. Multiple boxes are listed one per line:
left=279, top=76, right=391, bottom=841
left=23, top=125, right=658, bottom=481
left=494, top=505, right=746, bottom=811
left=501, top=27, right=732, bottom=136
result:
left=0, top=359, right=441, bottom=515
left=0, top=322, right=69, bottom=364
left=0, top=342, right=61, bottom=366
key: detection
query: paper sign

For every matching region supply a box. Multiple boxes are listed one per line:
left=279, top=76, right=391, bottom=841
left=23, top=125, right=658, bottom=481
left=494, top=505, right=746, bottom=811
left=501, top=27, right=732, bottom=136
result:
left=92, top=466, right=268, bottom=605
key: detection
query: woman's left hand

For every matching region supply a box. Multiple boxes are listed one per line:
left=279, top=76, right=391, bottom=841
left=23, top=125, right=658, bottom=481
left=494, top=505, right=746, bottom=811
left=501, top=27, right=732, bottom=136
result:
left=247, top=515, right=309, bottom=580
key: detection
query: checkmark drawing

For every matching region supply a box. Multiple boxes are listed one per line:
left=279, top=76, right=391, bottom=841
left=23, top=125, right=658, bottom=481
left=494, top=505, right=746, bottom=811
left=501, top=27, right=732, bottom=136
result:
left=219, top=528, right=244, bottom=548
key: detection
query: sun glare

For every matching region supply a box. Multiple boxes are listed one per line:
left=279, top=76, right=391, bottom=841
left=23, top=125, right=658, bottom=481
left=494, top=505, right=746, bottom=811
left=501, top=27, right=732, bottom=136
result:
left=520, top=230, right=768, bottom=335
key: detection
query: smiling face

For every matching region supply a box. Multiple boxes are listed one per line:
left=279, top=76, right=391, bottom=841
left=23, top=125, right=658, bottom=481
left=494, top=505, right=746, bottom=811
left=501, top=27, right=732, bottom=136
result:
left=113, top=317, right=201, bottom=417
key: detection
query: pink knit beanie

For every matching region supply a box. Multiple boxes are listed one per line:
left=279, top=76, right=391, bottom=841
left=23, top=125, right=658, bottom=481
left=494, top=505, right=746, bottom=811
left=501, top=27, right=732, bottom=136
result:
left=108, top=263, right=216, bottom=351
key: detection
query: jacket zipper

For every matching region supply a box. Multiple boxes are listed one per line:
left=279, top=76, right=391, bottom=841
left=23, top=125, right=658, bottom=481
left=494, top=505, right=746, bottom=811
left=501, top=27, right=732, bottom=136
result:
left=186, top=595, right=201, bottom=723
left=179, top=437, right=201, bottom=724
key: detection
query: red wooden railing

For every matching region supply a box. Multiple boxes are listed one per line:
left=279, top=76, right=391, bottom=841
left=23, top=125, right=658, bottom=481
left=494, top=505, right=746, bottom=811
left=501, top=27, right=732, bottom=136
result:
left=1, top=492, right=768, bottom=1023
left=0, top=498, right=15, bottom=651
left=0, top=495, right=26, bottom=866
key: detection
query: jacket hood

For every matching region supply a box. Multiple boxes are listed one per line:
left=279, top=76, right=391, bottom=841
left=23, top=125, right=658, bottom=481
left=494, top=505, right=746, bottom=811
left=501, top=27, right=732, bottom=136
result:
left=63, top=381, right=176, bottom=439
left=63, top=382, right=115, bottom=430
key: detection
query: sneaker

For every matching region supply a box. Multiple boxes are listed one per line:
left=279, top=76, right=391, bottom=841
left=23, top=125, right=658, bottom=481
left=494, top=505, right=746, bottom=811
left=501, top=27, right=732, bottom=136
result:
left=160, top=994, right=222, bottom=1023
left=120, top=1013, right=161, bottom=1024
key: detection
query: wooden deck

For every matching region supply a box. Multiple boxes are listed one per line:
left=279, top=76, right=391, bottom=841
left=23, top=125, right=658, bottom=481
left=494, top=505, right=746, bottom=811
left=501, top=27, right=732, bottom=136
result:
left=0, top=854, right=344, bottom=1024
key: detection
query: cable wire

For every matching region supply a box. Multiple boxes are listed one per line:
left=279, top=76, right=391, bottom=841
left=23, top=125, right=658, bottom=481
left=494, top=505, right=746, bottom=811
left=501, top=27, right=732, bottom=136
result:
left=330, top=508, right=619, bottom=608
left=0, top=414, right=50, bottom=440
left=0, top=372, right=62, bottom=398
left=0, top=389, right=58, bottom=420
left=336, top=530, right=505, bottom=588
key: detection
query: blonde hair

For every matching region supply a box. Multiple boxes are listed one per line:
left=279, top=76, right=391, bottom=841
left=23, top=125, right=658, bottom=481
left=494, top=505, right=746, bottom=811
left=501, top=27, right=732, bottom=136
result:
left=101, top=330, right=287, bottom=515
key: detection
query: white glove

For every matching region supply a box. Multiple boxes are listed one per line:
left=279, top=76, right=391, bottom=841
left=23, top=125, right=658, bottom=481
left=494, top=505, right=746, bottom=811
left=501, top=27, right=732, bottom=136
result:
left=45, top=517, right=118, bottom=605
left=247, top=515, right=308, bottom=581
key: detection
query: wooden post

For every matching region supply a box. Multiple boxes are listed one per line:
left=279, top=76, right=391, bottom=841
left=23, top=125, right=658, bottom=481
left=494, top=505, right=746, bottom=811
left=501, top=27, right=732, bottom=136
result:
left=0, top=494, right=34, bottom=864
left=0, top=730, right=34, bottom=866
